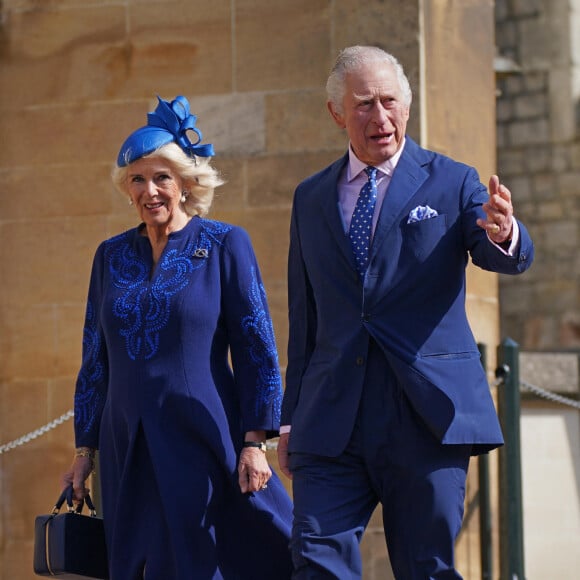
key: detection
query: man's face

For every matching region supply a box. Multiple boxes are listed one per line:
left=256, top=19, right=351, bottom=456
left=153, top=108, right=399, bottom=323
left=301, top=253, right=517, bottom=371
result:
left=328, top=61, right=410, bottom=166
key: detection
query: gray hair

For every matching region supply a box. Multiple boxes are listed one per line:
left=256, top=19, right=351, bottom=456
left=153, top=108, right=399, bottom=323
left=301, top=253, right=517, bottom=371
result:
left=111, top=142, right=225, bottom=218
left=326, top=46, right=413, bottom=112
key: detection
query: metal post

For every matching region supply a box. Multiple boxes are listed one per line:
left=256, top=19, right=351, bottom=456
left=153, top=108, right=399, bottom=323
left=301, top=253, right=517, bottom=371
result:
left=496, top=338, right=526, bottom=580
left=477, top=343, right=493, bottom=580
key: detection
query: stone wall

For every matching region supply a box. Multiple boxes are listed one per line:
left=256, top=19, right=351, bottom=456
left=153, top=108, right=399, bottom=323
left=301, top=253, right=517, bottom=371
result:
left=495, top=0, right=580, bottom=349
left=519, top=351, right=580, bottom=577
left=0, top=1, right=500, bottom=578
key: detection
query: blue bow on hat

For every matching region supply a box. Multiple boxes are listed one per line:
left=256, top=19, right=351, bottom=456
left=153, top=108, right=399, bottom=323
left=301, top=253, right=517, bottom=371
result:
left=116, top=95, right=215, bottom=167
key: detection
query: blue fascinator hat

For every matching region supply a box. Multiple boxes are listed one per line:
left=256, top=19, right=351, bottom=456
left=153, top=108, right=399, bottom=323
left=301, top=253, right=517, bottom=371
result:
left=116, top=95, right=215, bottom=167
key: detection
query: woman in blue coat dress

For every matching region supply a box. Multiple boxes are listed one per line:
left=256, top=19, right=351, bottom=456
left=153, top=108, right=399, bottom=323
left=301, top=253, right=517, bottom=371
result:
left=62, top=96, right=293, bottom=579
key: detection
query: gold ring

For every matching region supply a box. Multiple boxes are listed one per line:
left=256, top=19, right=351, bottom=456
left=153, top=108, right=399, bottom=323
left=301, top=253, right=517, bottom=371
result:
left=489, top=223, right=500, bottom=234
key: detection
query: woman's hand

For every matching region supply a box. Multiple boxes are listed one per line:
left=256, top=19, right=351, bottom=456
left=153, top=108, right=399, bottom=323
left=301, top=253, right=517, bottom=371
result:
left=238, top=446, right=272, bottom=493
left=237, top=432, right=272, bottom=494
left=61, top=454, right=94, bottom=502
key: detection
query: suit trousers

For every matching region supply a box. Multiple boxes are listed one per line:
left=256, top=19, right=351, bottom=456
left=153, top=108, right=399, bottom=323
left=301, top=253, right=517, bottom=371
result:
left=289, top=339, right=471, bottom=579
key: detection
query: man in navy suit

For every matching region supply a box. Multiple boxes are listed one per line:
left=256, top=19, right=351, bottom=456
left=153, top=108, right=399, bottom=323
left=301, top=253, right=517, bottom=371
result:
left=277, top=46, right=534, bottom=579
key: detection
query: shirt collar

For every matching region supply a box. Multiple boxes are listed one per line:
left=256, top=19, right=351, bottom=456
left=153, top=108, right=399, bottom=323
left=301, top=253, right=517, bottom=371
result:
left=346, top=137, right=406, bottom=182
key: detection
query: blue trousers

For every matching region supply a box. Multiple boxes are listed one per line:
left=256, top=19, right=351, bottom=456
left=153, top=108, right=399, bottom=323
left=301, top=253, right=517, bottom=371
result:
left=289, top=341, right=471, bottom=579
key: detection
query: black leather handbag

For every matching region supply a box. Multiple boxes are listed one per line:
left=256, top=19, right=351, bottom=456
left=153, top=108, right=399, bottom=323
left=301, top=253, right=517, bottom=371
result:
left=33, top=486, right=109, bottom=579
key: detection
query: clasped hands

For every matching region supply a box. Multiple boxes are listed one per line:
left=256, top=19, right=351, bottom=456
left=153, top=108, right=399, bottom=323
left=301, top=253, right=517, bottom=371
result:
left=476, top=175, right=514, bottom=244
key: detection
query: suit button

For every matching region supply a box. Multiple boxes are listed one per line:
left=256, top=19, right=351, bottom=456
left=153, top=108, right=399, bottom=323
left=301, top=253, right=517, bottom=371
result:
left=356, top=356, right=365, bottom=366
left=361, top=313, right=370, bottom=322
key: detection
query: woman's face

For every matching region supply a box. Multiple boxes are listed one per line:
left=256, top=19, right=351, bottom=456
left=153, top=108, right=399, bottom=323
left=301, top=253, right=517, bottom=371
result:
left=126, top=156, right=188, bottom=232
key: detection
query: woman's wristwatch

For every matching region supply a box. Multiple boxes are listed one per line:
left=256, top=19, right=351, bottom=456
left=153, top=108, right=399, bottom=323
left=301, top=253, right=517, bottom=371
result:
left=242, top=441, right=267, bottom=453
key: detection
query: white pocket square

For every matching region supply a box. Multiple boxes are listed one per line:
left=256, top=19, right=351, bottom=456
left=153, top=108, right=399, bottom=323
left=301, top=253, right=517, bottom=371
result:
left=407, top=205, right=439, bottom=223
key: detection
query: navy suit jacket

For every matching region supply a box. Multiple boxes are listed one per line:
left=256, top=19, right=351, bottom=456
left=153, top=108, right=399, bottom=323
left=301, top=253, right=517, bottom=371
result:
left=281, top=137, right=534, bottom=457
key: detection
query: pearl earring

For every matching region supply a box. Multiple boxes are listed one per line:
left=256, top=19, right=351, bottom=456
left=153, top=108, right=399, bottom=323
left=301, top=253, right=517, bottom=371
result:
left=128, top=198, right=133, bottom=205
left=181, top=191, right=188, bottom=203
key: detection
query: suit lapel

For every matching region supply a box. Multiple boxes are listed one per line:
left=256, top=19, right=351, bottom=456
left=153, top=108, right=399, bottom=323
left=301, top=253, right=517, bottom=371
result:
left=312, top=140, right=433, bottom=278
left=369, top=138, right=430, bottom=263
left=314, top=154, right=358, bottom=271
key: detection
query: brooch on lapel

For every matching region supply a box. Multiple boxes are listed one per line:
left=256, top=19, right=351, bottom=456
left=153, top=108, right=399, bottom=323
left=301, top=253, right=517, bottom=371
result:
left=193, top=248, right=209, bottom=259
left=407, top=205, right=439, bottom=223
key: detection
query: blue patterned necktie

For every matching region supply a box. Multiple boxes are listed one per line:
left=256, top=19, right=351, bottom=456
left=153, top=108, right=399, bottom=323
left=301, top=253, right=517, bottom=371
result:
left=349, top=166, right=378, bottom=278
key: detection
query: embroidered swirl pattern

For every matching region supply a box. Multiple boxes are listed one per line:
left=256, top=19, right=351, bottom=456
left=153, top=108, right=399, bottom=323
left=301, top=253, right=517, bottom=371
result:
left=75, top=220, right=281, bottom=433
left=241, top=268, right=283, bottom=422
left=106, top=221, right=232, bottom=360
left=75, top=301, right=105, bottom=435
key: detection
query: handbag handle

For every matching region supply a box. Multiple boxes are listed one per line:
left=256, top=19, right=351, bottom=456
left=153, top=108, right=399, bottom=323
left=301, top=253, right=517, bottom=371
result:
left=51, top=485, right=98, bottom=517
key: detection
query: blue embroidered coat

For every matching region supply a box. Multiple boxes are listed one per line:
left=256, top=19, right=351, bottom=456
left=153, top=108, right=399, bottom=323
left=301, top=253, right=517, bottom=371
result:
left=73, top=217, right=292, bottom=579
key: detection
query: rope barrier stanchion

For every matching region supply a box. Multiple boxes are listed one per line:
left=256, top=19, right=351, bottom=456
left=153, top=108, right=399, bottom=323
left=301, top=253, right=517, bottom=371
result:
left=0, top=409, right=74, bottom=455
left=496, top=338, right=526, bottom=580
left=0, top=371, right=576, bottom=458
left=520, top=380, right=580, bottom=409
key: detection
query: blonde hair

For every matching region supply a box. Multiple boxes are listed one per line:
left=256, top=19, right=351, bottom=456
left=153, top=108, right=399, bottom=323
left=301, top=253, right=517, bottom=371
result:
left=111, top=142, right=224, bottom=217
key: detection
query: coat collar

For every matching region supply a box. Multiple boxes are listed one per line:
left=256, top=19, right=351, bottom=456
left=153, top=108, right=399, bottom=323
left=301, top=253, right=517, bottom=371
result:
left=315, top=153, right=356, bottom=271
left=314, top=137, right=432, bottom=275
left=369, top=137, right=431, bottom=262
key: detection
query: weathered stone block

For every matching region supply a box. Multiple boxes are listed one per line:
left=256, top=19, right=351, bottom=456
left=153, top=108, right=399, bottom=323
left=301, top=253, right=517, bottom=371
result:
left=532, top=172, right=557, bottom=199
left=521, top=315, right=558, bottom=349
left=526, top=145, right=551, bottom=172
left=537, top=201, right=564, bottom=220
left=513, top=93, right=548, bottom=119
left=333, top=0, right=419, bottom=87
left=466, top=290, right=500, bottom=348
left=508, top=118, right=550, bottom=146
left=0, top=306, right=59, bottom=381
left=0, top=101, right=147, bottom=167
left=235, top=0, right=331, bottom=92
left=523, top=72, right=548, bottom=93
left=266, top=90, right=346, bottom=154
left=0, top=217, right=106, bottom=306
left=543, top=220, right=578, bottom=250
left=503, top=74, right=525, bottom=95
left=571, top=143, right=580, bottom=169
left=246, top=151, right=342, bottom=207
left=560, top=312, right=580, bottom=348
left=496, top=98, right=513, bottom=123
left=212, top=207, right=291, bottom=285
left=557, top=171, right=580, bottom=196
left=211, top=157, right=247, bottom=213
left=0, top=5, right=127, bottom=106
left=520, top=351, right=579, bottom=394
left=0, top=165, right=113, bottom=221
left=497, top=148, right=525, bottom=175
left=188, top=93, right=266, bottom=156
left=125, top=1, right=232, bottom=98
left=54, top=303, right=85, bottom=377
left=506, top=175, right=533, bottom=201
left=498, top=283, right=534, bottom=315
left=519, top=17, right=552, bottom=69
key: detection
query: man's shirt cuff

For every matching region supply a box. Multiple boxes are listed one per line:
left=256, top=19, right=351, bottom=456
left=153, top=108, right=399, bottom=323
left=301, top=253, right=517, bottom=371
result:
left=489, top=219, right=520, bottom=255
